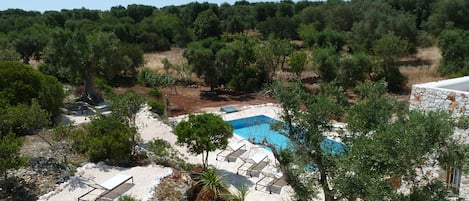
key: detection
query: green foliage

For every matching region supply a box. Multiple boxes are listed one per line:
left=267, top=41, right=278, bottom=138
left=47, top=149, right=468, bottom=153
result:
left=424, top=0, right=469, bottom=35
left=397, top=180, right=448, bottom=201
left=95, top=78, right=114, bottom=94
left=0, top=132, right=27, bottom=180
left=107, top=91, right=145, bottom=126
left=228, top=66, right=261, bottom=92
left=346, top=81, right=405, bottom=134
left=175, top=113, right=233, bottom=168
left=254, top=38, right=293, bottom=83
left=184, top=38, right=223, bottom=90
left=269, top=81, right=343, bottom=201
left=148, top=89, right=163, bottom=99
left=288, top=50, right=308, bottom=79
left=313, top=46, right=339, bottom=82
left=147, top=138, right=194, bottom=170
left=117, top=195, right=140, bottom=201
left=193, top=9, right=220, bottom=40
left=137, top=68, right=175, bottom=88
left=148, top=138, right=175, bottom=158
left=0, top=100, right=50, bottom=136
left=372, top=33, right=409, bottom=92
left=44, top=30, right=133, bottom=104
left=0, top=62, right=64, bottom=117
left=0, top=35, right=20, bottom=61
left=196, top=168, right=227, bottom=199
left=337, top=52, right=372, bottom=89
left=257, top=16, right=299, bottom=39
left=74, top=116, right=138, bottom=165
left=38, top=75, right=64, bottom=116
left=221, top=183, right=249, bottom=201
left=13, top=23, right=50, bottom=63
left=456, top=116, right=469, bottom=130
left=148, top=101, right=165, bottom=116
left=337, top=110, right=459, bottom=200
left=301, top=29, right=346, bottom=51
left=350, top=1, right=418, bottom=51
left=0, top=61, right=41, bottom=105
left=438, top=29, right=469, bottom=75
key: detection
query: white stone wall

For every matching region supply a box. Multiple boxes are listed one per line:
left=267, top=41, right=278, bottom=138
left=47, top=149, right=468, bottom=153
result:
left=410, top=85, right=469, bottom=117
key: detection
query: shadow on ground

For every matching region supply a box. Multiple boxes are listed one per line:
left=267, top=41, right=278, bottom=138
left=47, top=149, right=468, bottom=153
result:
left=0, top=176, right=38, bottom=201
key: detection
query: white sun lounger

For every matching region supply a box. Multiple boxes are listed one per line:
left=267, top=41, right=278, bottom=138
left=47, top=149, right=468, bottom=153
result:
left=78, top=174, right=134, bottom=201
left=237, top=149, right=269, bottom=177
left=255, top=166, right=286, bottom=194
left=216, top=140, right=247, bottom=162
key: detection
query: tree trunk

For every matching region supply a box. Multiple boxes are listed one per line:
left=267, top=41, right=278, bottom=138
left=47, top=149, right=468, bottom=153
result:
left=205, top=151, right=209, bottom=168
left=81, top=60, right=103, bottom=104
left=315, top=147, right=334, bottom=201
left=201, top=153, right=206, bottom=168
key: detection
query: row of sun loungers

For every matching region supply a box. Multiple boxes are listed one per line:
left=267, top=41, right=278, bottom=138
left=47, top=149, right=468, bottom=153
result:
left=78, top=140, right=285, bottom=200
left=217, top=140, right=287, bottom=194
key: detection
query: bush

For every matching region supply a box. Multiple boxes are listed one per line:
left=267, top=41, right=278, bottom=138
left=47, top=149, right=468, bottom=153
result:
left=118, top=195, right=140, bottom=201
left=0, top=62, right=64, bottom=116
left=137, top=68, right=174, bottom=88
left=148, top=89, right=163, bottom=99
left=95, top=78, right=114, bottom=95
left=148, top=138, right=194, bottom=171
left=73, top=116, right=138, bottom=165
left=148, top=101, right=165, bottom=116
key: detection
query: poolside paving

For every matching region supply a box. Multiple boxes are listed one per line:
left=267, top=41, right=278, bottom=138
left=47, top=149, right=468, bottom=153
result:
left=46, top=104, right=330, bottom=200
left=152, top=103, right=328, bottom=201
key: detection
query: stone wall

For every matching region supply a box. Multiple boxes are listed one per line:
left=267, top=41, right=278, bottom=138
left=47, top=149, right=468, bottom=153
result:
left=410, top=84, right=469, bottom=117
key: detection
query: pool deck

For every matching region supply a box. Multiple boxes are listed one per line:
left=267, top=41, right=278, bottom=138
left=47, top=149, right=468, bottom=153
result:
left=168, top=103, right=338, bottom=201
left=50, top=103, right=333, bottom=201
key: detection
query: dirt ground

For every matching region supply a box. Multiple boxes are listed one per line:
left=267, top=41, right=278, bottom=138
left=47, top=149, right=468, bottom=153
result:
left=116, top=85, right=276, bottom=117
left=135, top=46, right=444, bottom=116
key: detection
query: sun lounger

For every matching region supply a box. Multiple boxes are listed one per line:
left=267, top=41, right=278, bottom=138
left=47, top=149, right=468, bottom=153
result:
left=255, top=166, right=286, bottom=194
left=220, top=105, right=239, bottom=113
left=78, top=174, right=134, bottom=201
left=237, top=148, right=269, bottom=177
left=216, top=140, right=247, bottom=162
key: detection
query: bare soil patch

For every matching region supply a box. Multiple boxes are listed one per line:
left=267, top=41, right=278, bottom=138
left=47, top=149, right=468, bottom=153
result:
left=117, top=85, right=276, bottom=117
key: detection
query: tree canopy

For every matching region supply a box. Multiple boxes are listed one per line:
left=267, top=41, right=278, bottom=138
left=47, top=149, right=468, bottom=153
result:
left=174, top=113, right=233, bottom=168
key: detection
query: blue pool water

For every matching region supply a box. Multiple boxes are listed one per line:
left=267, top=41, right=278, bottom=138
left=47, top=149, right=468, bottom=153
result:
left=227, top=115, right=346, bottom=154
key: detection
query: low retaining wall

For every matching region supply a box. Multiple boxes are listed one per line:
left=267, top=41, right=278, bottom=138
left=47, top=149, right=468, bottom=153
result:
left=410, top=77, right=469, bottom=117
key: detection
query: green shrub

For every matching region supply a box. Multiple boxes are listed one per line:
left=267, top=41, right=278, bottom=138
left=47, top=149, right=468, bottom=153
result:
left=118, top=195, right=140, bottom=201
left=148, top=138, right=194, bottom=170
left=148, top=138, right=174, bottom=157
left=137, top=68, right=174, bottom=88
left=95, top=78, right=114, bottom=95
left=148, top=101, right=165, bottom=116
left=73, top=116, right=138, bottom=165
left=148, top=89, right=163, bottom=99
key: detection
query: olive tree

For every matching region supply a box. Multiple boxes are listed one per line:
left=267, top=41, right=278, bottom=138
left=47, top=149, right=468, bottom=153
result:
left=44, top=29, right=133, bottom=104
left=174, top=113, right=233, bottom=168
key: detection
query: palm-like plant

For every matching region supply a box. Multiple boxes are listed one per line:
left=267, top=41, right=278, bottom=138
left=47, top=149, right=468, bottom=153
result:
left=220, top=183, right=250, bottom=201
left=196, top=168, right=227, bottom=199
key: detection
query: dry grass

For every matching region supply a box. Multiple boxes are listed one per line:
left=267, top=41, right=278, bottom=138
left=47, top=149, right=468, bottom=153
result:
left=400, top=46, right=445, bottom=88
left=401, top=66, right=444, bottom=88
left=143, top=48, right=187, bottom=73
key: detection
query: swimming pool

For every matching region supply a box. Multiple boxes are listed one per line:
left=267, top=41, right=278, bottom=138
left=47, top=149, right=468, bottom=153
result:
left=227, top=115, right=346, bottom=154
